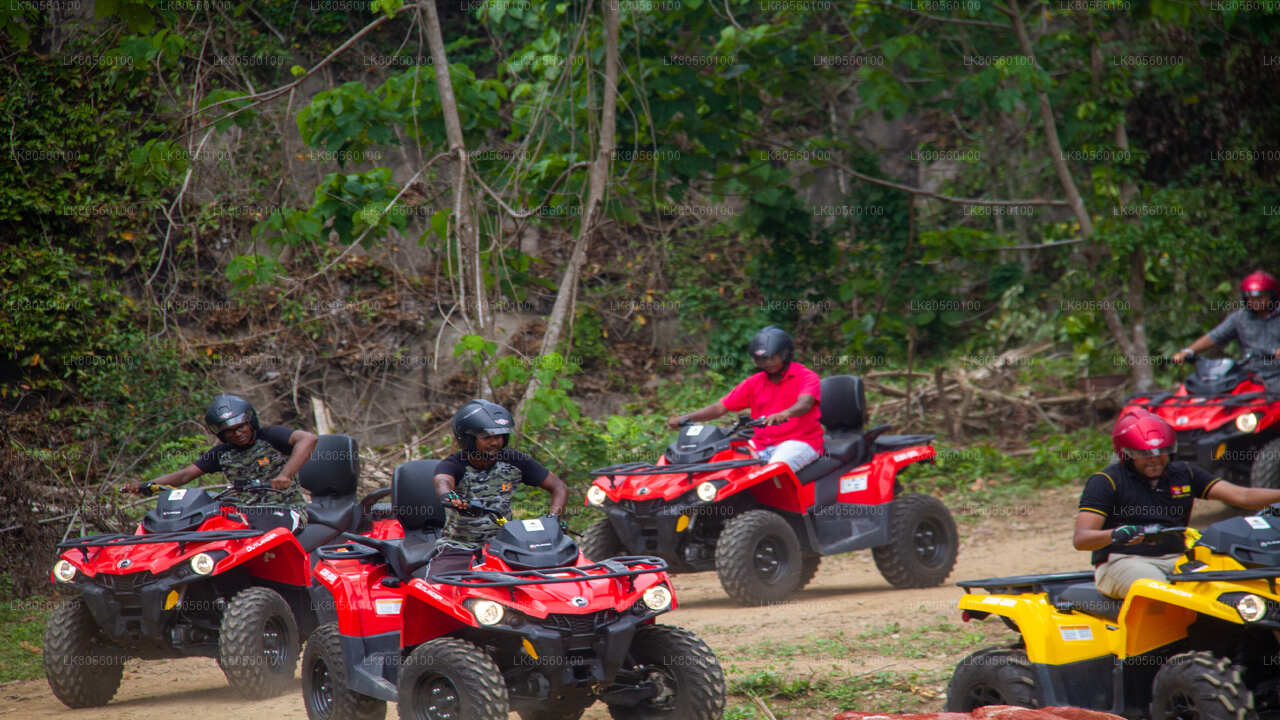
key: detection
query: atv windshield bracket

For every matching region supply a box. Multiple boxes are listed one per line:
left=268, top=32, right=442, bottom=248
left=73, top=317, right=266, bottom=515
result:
left=431, top=555, right=668, bottom=589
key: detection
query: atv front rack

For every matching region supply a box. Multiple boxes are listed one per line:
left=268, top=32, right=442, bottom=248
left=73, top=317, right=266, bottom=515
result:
left=1167, top=567, right=1280, bottom=584
left=58, top=529, right=265, bottom=560
left=1127, top=391, right=1280, bottom=408
left=432, top=555, right=668, bottom=595
left=591, top=458, right=763, bottom=486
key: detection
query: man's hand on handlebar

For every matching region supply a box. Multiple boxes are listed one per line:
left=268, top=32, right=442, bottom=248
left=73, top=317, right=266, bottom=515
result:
left=762, top=412, right=789, bottom=426
left=125, top=480, right=159, bottom=495
left=442, top=491, right=468, bottom=510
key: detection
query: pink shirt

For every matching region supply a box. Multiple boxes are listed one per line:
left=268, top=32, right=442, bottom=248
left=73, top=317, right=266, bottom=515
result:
left=721, top=362, right=823, bottom=454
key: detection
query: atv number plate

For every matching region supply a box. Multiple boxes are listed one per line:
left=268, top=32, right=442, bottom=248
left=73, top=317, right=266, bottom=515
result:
left=168, top=489, right=188, bottom=500
left=840, top=474, right=868, bottom=494
left=522, top=519, right=545, bottom=532
left=375, top=599, right=403, bottom=615
left=1059, top=625, right=1094, bottom=642
left=1247, top=517, right=1272, bottom=530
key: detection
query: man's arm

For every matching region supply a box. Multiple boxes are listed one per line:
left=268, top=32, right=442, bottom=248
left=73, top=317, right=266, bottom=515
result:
left=539, top=473, right=569, bottom=516
left=1207, top=481, right=1280, bottom=510
left=434, top=471, right=467, bottom=509
left=269, top=429, right=318, bottom=490
left=667, top=401, right=729, bottom=430
left=764, top=393, right=816, bottom=426
left=128, top=464, right=205, bottom=493
left=1172, top=334, right=1217, bottom=364
left=1072, top=510, right=1115, bottom=551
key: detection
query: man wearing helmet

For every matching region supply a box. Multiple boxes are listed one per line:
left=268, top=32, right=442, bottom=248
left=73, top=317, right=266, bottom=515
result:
left=1073, top=409, right=1280, bottom=598
left=665, top=326, right=822, bottom=473
left=1172, top=270, right=1280, bottom=368
left=125, top=394, right=318, bottom=517
left=427, top=399, right=569, bottom=579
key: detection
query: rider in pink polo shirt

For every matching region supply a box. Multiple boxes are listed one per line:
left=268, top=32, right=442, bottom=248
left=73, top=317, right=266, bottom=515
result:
left=666, top=326, right=823, bottom=472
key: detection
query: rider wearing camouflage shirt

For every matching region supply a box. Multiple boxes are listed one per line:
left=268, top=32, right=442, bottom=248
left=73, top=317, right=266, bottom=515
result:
left=127, top=395, right=318, bottom=523
left=427, top=399, right=569, bottom=578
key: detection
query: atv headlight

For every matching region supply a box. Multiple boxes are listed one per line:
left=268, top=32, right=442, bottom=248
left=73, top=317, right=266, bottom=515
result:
left=471, top=600, right=505, bottom=626
left=190, top=553, right=217, bottom=576
left=53, top=560, right=77, bottom=583
left=587, top=485, right=608, bottom=507
left=696, top=482, right=718, bottom=503
left=1237, top=594, right=1267, bottom=622
left=1237, top=413, right=1259, bottom=433
left=642, top=585, right=672, bottom=611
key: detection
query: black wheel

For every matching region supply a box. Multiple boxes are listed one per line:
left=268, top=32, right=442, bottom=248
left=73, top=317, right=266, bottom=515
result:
left=43, top=597, right=125, bottom=708
left=872, top=493, right=959, bottom=588
left=219, top=587, right=301, bottom=699
left=798, top=556, right=821, bottom=591
left=1150, top=651, right=1256, bottom=720
left=715, top=510, right=803, bottom=605
left=1250, top=438, right=1280, bottom=489
left=516, top=690, right=594, bottom=720
left=945, top=647, right=1038, bottom=711
left=607, top=625, right=725, bottom=720
left=581, top=518, right=626, bottom=561
left=397, top=637, right=508, bottom=720
left=302, top=623, right=386, bottom=720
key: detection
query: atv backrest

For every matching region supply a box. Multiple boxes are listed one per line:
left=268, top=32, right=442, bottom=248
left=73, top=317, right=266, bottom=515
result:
left=298, top=434, right=360, bottom=498
left=819, top=375, right=865, bottom=432
left=392, top=459, right=448, bottom=532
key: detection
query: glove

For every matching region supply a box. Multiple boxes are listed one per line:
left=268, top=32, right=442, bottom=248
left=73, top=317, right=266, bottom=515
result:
left=1110, top=525, right=1141, bottom=545
left=140, top=481, right=160, bottom=495
left=442, top=491, right=465, bottom=508
left=547, top=513, right=569, bottom=533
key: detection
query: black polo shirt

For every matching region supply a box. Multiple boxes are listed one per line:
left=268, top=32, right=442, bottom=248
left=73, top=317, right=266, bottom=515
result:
left=1078, top=460, right=1220, bottom=565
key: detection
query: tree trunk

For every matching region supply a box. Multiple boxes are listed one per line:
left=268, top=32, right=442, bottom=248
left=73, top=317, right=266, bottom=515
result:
left=421, top=1, right=491, bottom=397
left=513, top=0, right=619, bottom=434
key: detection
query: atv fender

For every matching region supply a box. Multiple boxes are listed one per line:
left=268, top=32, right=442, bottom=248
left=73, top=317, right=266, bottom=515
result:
left=219, top=527, right=310, bottom=586
left=1119, top=578, right=1238, bottom=657
left=400, top=580, right=469, bottom=648
left=958, top=592, right=1116, bottom=665
left=869, top=445, right=936, bottom=499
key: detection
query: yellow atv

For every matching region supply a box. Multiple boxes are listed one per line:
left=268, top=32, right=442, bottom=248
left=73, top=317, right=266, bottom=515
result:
left=946, top=516, right=1280, bottom=720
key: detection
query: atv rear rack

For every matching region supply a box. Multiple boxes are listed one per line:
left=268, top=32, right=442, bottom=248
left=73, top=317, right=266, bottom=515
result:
left=957, top=570, right=1096, bottom=593
left=1167, top=567, right=1280, bottom=584
left=58, top=529, right=265, bottom=560
left=431, top=555, right=669, bottom=596
left=591, top=458, right=763, bottom=487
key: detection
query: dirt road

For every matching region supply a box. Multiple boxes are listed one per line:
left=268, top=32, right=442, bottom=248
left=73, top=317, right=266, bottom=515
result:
left=0, top=488, right=1239, bottom=719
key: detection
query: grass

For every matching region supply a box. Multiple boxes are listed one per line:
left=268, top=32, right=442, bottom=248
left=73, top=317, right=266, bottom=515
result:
left=732, top=617, right=1008, bottom=662
left=0, top=592, right=54, bottom=683
left=727, top=666, right=954, bottom=716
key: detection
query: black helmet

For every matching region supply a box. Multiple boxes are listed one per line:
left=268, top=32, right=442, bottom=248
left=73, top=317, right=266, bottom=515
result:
left=452, top=399, right=514, bottom=451
left=205, top=394, right=259, bottom=438
left=748, top=326, right=794, bottom=365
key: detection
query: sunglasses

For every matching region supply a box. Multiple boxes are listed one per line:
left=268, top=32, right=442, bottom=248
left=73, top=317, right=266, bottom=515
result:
left=1122, top=446, right=1176, bottom=459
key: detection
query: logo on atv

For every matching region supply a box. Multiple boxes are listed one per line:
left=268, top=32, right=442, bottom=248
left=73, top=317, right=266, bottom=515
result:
left=117, top=559, right=132, bottom=569
left=1176, top=416, right=1188, bottom=425
left=570, top=596, right=587, bottom=607
left=638, top=487, right=651, bottom=495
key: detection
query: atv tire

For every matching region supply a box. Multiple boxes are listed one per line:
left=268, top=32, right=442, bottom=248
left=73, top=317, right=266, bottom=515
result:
left=798, top=556, right=821, bottom=591
left=607, top=624, right=725, bottom=720
left=581, top=518, right=626, bottom=561
left=43, top=597, right=125, bottom=708
left=302, top=623, right=386, bottom=720
left=398, top=637, right=508, bottom=720
left=945, top=647, right=1038, bottom=711
left=715, top=510, right=803, bottom=605
left=219, top=587, right=301, bottom=699
left=1251, top=438, right=1280, bottom=489
left=872, top=493, right=958, bottom=588
left=1150, top=651, right=1256, bottom=720
left=516, top=690, right=594, bottom=720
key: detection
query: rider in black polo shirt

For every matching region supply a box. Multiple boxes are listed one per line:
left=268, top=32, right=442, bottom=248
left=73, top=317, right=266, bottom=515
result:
left=1074, top=409, right=1280, bottom=598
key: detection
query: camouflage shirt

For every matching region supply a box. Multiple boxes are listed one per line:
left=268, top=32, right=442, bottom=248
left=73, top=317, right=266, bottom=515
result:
left=435, top=449, right=549, bottom=551
left=194, top=425, right=306, bottom=508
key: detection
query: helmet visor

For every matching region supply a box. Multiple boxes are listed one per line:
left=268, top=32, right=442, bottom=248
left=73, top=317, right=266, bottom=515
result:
left=211, top=412, right=253, bottom=434
left=1122, top=445, right=1175, bottom=459
left=1244, top=290, right=1272, bottom=298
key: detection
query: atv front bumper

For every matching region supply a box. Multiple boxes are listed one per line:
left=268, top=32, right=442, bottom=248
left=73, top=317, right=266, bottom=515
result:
left=602, top=498, right=693, bottom=562
left=1175, top=426, right=1264, bottom=478
left=65, top=570, right=215, bottom=650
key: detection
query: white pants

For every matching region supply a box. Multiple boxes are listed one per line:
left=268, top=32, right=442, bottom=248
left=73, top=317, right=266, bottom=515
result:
left=755, top=440, right=820, bottom=473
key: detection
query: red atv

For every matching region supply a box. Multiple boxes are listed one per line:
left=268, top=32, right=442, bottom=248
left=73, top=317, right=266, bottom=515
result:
left=303, top=458, right=726, bottom=720
left=43, top=434, right=401, bottom=707
left=580, top=374, right=958, bottom=606
left=1123, top=352, right=1280, bottom=487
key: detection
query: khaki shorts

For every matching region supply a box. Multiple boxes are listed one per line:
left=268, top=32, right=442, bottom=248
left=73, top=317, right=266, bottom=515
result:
left=1094, top=552, right=1181, bottom=599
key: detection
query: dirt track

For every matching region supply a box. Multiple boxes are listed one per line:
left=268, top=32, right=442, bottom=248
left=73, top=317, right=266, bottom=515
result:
left=0, top=488, right=1241, bottom=720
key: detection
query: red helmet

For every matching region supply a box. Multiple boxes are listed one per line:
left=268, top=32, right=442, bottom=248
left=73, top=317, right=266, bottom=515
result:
left=1112, top=409, right=1176, bottom=461
left=1241, top=270, right=1279, bottom=311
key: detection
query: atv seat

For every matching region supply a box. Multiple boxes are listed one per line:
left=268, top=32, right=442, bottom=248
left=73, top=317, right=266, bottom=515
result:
left=1049, top=582, right=1123, bottom=622
left=381, top=459, right=448, bottom=580
left=874, top=434, right=936, bottom=453
left=296, top=434, right=362, bottom=553
left=797, top=376, right=891, bottom=484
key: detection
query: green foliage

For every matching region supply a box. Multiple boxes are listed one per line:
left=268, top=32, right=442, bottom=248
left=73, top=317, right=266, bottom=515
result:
left=0, top=590, right=50, bottom=682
